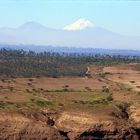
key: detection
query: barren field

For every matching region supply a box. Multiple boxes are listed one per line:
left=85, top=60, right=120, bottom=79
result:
left=0, top=64, right=140, bottom=139
left=103, top=64, right=140, bottom=91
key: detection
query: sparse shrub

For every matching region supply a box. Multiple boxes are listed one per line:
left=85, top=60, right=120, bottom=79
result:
left=85, top=87, right=92, bottom=91
left=136, top=86, right=140, bottom=88
left=6, top=101, right=14, bottom=104
left=106, top=95, right=113, bottom=101
left=96, top=72, right=106, bottom=78
left=44, top=89, right=49, bottom=92
left=126, top=87, right=132, bottom=91
left=98, top=78, right=102, bottom=82
left=105, top=72, right=111, bottom=74
left=63, top=85, right=69, bottom=88
left=28, top=78, right=33, bottom=81
left=73, top=100, right=78, bottom=103
left=39, top=88, right=44, bottom=91
left=32, top=88, right=38, bottom=92
left=26, top=89, right=32, bottom=93
left=27, top=83, right=32, bottom=86
left=62, top=85, right=70, bottom=92
left=79, top=100, right=87, bottom=104
left=0, top=86, right=3, bottom=88
left=15, top=104, right=21, bottom=108
left=101, top=86, right=109, bottom=93
left=91, top=100, right=101, bottom=104
left=9, top=86, right=14, bottom=91
left=1, top=79, right=5, bottom=82
left=33, top=93, right=37, bottom=96
left=129, top=81, right=135, bottom=83
left=0, top=101, right=5, bottom=108
left=138, top=92, right=140, bottom=95
left=30, top=98, right=35, bottom=102
left=52, top=76, right=58, bottom=78
left=58, top=103, right=63, bottom=106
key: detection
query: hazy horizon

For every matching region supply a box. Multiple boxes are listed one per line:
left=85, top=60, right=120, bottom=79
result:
left=0, top=0, right=140, bottom=35
left=0, top=0, right=140, bottom=50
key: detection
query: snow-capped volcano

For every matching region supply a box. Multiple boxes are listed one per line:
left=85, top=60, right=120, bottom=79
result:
left=0, top=20, right=139, bottom=50
left=64, top=18, right=94, bottom=31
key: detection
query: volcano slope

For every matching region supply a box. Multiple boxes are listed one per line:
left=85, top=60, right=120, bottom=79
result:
left=0, top=64, right=140, bottom=140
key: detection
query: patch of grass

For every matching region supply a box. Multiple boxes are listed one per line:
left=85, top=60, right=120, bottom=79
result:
left=0, top=88, right=114, bottom=112
left=118, top=83, right=133, bottom=91
left=0, top=91, right=55, bottom=111
left=25, top=91, right=54, bottom=108
left=74, top=99, right=108, bottom=106
left=45, top=91, right=113, bottom=110
left=44, top=89, right=76, bottom=92
left=96, top=72, right=106, bottom=78
left=30, top=98, right=53, bottom=107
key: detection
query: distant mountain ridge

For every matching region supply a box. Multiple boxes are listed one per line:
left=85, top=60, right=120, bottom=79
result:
left=0, top=21, right=140, bottom=50
left=0, top=44, right=140, bottom=57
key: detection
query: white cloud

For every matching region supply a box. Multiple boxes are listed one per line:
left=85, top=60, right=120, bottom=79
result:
left=64, top=18, right=94, bottom=31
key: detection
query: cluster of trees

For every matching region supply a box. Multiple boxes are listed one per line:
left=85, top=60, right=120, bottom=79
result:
left=0, top=49, right=140, bottom=77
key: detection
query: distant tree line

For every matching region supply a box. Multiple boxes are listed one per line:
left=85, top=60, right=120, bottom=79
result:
left=0, top=48, right=140, bottom=77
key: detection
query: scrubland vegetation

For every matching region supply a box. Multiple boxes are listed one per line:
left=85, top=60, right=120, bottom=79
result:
left=0, top=49, right=140, bottom=139
left=0, top=49, right=140, bottom=77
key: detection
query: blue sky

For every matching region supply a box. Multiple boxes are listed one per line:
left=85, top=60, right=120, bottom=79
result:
left=0, top=0, right=140, bottom=36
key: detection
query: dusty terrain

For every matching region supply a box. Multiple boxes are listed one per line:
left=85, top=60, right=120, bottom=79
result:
left=0, top=64, right=140, bottom=139
left=103, top=64, right=140, bottom=91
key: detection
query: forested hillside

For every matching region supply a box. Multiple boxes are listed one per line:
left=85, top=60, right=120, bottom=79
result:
left=0, top=49, right=140, bottom=77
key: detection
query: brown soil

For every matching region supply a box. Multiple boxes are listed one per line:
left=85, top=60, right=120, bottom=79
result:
left=0, top=64, right=140, bottom=139
left=103, top=64, right=140, bottom=91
